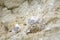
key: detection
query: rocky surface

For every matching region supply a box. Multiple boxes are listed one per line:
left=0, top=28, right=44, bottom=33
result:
left=0, top=0, right=60, bottom=40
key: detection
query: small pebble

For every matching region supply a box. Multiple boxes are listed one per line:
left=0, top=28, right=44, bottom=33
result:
left=12, top=24, right=20, bottom=32
left=28, top=16, right=39, bottom=25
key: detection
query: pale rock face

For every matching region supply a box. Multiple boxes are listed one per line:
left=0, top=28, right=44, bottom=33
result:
left=0, top=0, right=4, bottom=6
left=4, top=0, right=25, bottom=8
left=0, top=22, right=6, bottom=36
left=0, top=7, right=16, bottom=23
left=0, top=0, right=60, bottom=40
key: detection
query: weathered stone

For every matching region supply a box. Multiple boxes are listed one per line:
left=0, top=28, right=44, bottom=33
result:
left=0, top=0, right=60, bottom=40
left=4, top=0, right=25, bottom=8
left=0, top=0, right=4, bottom=6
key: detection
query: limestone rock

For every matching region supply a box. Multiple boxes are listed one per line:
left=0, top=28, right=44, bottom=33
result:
left=0, top=0, right=60, bottom=40
left=0, top=0, right=4, bottom=6
left=4, top=0, right=25, bottom=8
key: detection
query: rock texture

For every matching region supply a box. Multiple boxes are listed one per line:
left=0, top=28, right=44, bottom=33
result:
left=0, top=0, right=60, bottom=40
left=4, top=0, right=25, bottom=8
